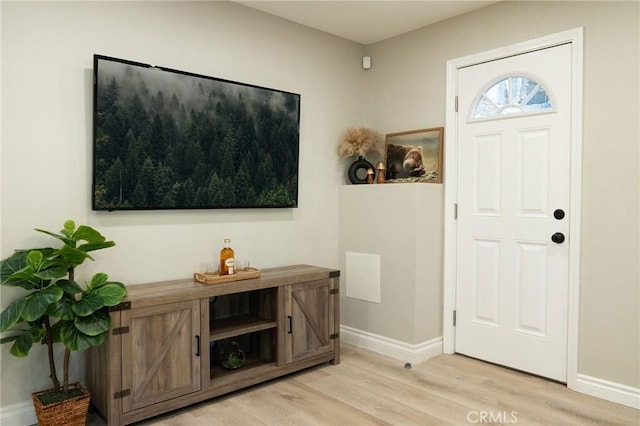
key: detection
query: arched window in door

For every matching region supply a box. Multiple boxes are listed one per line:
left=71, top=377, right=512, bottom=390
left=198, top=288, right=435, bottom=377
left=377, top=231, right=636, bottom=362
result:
left=472, top=75, right=553, bottom=120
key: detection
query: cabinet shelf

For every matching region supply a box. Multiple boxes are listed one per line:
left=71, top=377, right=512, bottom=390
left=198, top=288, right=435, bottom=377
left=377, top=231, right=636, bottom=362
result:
left=210, top=315, right=277, bottom=341
left=210, top=354, right=276, bottom=382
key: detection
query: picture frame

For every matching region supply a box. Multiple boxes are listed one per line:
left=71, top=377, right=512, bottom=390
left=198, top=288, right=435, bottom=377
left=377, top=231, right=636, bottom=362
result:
left=384, top=127, right=444, bottom=183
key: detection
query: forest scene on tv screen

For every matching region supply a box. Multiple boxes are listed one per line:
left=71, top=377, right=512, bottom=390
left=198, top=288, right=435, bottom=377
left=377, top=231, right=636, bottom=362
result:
left=93, top=56, right=300, bottom=210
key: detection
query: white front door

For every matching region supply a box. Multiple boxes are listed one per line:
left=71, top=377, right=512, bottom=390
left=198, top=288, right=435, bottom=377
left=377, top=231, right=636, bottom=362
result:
left=455, top=44, right=572, bottom=382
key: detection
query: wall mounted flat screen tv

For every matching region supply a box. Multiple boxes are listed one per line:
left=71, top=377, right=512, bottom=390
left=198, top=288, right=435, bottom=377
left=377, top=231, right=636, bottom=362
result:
left=92, top=54, right=300, bottom=210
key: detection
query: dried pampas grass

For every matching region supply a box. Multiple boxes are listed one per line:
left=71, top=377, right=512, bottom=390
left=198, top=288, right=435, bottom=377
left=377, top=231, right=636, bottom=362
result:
left=338, top=127, right=382, bottom=158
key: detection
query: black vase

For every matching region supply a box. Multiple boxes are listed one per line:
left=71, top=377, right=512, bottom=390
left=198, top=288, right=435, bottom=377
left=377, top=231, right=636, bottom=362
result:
left=348, top=156, right=375, bottom=184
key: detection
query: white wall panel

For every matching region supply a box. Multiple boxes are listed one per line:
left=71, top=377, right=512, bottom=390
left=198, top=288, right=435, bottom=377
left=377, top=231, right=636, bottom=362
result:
left=474, top=133, right=502, bottom=216
left=516, top=241, right=548, bottom=336
left=472, top=238, right=501, bottom=326
left=518, top=128, right=550, bottom=217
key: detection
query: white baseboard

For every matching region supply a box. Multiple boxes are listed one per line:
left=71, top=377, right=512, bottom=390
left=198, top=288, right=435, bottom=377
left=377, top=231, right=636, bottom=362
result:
left=0, top=399, right=36, bottom=426
left=340, top=325, right=442, bottom=365
left=574, top=374, right=640, bottom=409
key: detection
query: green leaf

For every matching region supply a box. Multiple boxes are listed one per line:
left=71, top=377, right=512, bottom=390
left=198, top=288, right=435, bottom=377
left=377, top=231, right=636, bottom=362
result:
left=56, top=279, right=83, bottom=295
left=30, top=247, right=58, bottom=259
left=77, top=241, right=115, bottom=253
left=22, top=286, right=64, bottom=321
left=34, top=266, right=68, bottom=281
left=1, top=323, right=42, bottom=339
left=34, top=228, right=75, bottom=247
left=0, top=298, right=27, bottom=332
left=0, top=252, right=39, bottom=289
left=88, top=273, right=109, bottom=289
left=6, top=326, right=43, bottom=357
left=1, top=267, right=40, bottom=289
left=72, top=225, right=106, bottom=244
left=26, top=251, right=44, bottom=269
left=92, top=282, right=127, bottom=306
left=50, top=320, right=70, bottom=343
left=63, top=220, right=76, bottom=237
left=38, top=255, right=66, bottom=272
left=1, top=251, right=28, bottom=281
left=35, top=222, right=114, bottom=251
left=0, top=334, right=18, bottom=344
left=47, top=297, right=75, bottom=320
left=57, top=244, right=93, bottom=268
left=10, top=331, right=34, bottom=357
left=28, top=324, right=45, bottom=342
left=72, top=293, right=104, bottom=317
left=61, top=323, right=104, bottom=351
left=74, top=310, right=110, bottom=336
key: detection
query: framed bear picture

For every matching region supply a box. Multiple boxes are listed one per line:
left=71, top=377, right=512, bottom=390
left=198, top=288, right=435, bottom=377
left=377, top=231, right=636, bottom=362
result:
left=384, top=127, right=444, bottom=183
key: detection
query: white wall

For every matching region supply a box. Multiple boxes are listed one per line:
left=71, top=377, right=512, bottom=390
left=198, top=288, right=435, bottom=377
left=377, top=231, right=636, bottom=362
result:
left=0, top=1, right=365, bottom=406
left=365, top=1, right=639, bottom=388
left=339, top=184, right=443, bottom=345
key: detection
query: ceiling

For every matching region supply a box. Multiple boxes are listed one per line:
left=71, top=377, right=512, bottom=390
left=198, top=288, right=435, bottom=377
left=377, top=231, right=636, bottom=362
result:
left=236, top=1, right=499, bottom=45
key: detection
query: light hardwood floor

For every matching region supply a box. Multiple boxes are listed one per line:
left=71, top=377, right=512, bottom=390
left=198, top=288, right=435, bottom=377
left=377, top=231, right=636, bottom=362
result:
left=90, top=344, right=639, bottom=425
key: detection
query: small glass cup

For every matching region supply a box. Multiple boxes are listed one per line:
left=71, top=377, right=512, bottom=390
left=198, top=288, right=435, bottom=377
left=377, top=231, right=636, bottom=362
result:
left=202, top=262, right=217, bottom=275
left=235, top=260, right=250, bottom=272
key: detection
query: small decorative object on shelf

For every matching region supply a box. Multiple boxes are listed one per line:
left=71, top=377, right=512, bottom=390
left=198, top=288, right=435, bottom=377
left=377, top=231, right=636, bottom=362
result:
left=219, top=238, right=235, bottom=275
left=347, top=156, right=375, bottom=184
left=194, top=267, right=261, bottom=285
left=220, top=341, right=245, bottom=370
left=338, top=126, right=383, bottom=184
left=376, top=161, right=386, bottom=184
left=367, top=168, right=374, bottom=184
left=235, top=259, right=250, bottom=272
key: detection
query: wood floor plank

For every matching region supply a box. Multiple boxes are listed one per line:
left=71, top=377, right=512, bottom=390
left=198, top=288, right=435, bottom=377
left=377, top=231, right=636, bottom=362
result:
left=430, top=354, right=638, bottom=425
left=90, top=344, right=639, bottom=425
left=263, top=378, right=391, bottom=425
left=297, top=365, right=452, bottom=425
left=312, top=357, right=483, bottom=424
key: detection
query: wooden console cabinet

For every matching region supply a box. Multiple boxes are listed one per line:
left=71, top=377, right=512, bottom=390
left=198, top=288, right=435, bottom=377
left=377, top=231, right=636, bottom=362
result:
left=87, top=265, right=340, bottom=425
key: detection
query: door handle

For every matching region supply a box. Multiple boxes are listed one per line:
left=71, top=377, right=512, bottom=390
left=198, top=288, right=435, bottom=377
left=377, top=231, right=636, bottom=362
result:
left=551, top=232, right=565, bottom=244
left=195, top=335, right=201, bottom=356
left=288, top=315, right=292, bottom=334
left=554, top=209, right=565, bottom=220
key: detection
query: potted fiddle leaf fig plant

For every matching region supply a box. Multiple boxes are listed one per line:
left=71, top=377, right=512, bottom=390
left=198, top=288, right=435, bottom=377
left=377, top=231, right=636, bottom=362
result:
left=0, top=220, right=127, bottom=426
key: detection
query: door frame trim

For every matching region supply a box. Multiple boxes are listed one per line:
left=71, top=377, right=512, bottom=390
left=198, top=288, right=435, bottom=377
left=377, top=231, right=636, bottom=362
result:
left=442, top=28, right=584, bottom=389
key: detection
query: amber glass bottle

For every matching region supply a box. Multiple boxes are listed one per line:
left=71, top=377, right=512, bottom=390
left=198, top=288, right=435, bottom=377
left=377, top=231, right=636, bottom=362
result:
left=219, top=238, right=235, bottom=275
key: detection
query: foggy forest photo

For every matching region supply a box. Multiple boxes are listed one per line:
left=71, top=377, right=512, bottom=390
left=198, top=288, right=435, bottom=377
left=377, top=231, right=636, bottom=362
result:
left=92, top=55, right=300, bottom=210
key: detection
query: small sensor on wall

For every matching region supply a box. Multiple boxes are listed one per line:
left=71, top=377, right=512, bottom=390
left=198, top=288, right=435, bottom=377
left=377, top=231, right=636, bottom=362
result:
left=362, top=56, right=372, bottom=70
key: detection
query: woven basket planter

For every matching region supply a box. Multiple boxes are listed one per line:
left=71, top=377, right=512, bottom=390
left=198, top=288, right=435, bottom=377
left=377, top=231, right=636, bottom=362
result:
left=32, top=382, right=90, bottom=426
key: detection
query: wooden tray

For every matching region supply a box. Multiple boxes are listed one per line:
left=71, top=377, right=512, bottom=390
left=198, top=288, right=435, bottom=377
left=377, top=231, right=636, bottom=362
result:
left=194, top=268, right=261, bottom=285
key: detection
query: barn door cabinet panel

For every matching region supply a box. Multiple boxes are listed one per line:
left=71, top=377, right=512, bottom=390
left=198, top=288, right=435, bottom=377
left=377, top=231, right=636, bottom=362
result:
left=87, top=265, right=339, bottom=426
left=281, top=277, right=340, bottom=364
left=121, top=300, right=201, bottom=412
